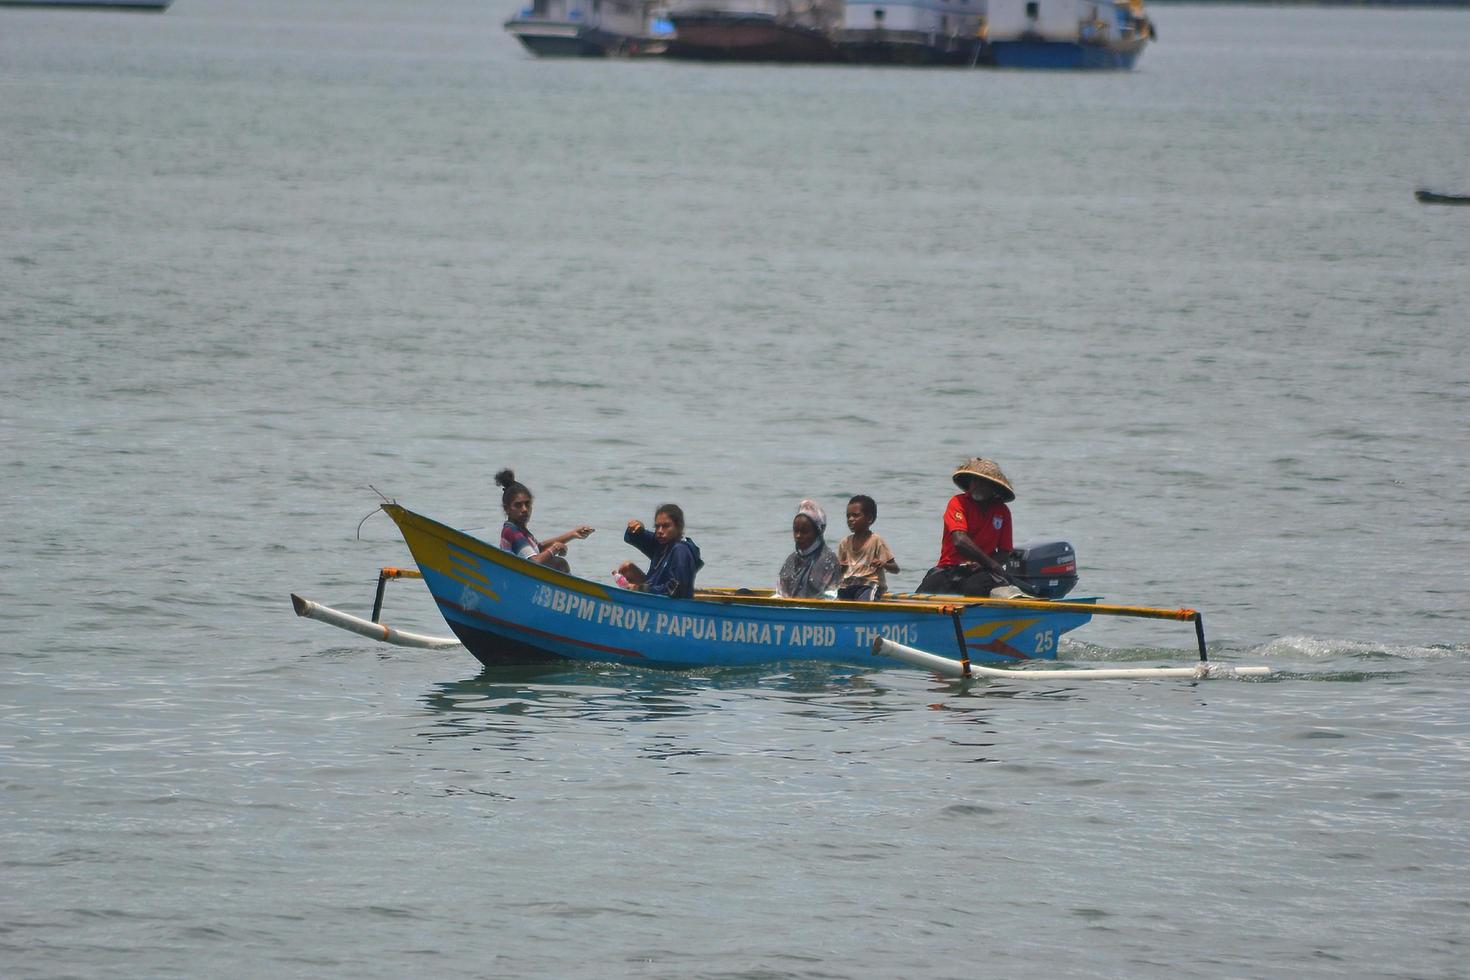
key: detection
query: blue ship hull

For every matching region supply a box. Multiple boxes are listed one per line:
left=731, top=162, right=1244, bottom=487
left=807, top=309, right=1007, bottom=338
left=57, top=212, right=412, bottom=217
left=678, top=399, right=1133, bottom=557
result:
left=384, top=504, right=1095, bottom=671
left=988, top=38, right=1145, bottom=70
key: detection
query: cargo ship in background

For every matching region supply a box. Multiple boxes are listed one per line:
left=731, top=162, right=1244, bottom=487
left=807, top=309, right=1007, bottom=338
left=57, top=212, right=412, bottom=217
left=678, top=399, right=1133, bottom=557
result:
left=505, top=0, right=1153, bottom=68
left=504, top=0, right=672, bottom=57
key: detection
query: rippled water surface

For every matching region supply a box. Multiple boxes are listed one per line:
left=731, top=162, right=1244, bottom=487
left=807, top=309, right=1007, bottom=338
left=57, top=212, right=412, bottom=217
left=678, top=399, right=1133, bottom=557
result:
left=3, top=2, right=1469, bottom=977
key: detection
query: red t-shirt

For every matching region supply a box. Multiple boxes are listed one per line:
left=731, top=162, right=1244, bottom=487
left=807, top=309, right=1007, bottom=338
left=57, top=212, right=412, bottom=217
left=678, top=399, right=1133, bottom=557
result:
left=938, top=493, right=1012, bottom=567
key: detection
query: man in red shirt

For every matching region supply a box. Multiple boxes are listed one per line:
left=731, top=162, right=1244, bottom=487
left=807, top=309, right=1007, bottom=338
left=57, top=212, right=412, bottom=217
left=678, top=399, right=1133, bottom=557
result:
left=917, top=458, right=1023, bottom=597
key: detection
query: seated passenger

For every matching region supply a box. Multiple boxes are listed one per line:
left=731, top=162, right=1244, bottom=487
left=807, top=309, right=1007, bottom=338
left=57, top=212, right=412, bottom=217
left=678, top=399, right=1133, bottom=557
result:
left=836, top=494, right=899, bottom=601
left=618, top=504, right=703, bottom=599
left=495, top=469, right=594, bottom=573
left=916, top=458, right=1025, bottom=598
left=776, top=500, right=841, bottom=599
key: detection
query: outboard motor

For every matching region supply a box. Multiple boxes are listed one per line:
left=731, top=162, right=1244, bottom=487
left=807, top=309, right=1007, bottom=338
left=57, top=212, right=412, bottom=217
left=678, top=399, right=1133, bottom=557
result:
left=1003, top=539, right=1078, bottom=599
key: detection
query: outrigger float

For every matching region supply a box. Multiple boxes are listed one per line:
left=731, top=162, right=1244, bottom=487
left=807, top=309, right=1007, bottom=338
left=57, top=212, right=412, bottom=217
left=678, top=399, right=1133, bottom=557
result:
left=292, top=504, right=1270, bottom=681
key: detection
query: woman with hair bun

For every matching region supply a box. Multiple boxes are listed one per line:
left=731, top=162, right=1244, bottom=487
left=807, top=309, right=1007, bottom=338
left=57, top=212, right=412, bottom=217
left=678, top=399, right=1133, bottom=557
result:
left=495, top=469, right=594, bottom=573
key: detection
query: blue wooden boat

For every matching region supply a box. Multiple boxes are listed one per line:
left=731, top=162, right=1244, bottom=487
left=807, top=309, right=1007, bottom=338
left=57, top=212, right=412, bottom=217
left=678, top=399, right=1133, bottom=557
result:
left=366, top=503, right=1204, bottom=672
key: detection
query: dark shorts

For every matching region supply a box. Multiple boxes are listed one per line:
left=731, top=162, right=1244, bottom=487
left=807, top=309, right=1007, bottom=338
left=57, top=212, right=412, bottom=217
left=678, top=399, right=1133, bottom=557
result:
left=916, top=564, right=1008, bottom=597
left=837, top=582, right=882, bottom=602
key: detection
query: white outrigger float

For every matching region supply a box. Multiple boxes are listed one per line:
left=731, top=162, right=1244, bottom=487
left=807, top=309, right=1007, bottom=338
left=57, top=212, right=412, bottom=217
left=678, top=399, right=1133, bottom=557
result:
left=870, top=637, right=1271, bottom=681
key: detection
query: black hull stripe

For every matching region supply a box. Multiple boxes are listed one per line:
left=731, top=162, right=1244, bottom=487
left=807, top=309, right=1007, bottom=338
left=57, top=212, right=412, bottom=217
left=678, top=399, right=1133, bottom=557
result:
left=435, top=596, right=646, bottom=659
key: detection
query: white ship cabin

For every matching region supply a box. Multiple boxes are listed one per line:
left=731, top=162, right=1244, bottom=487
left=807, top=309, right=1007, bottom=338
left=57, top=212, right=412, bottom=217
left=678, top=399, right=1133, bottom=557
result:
left=515, top=0, right=654, bottom=38
left=842, top=0, right=984, bottom=45
left=983, top=0, right=1145, bottom=43
left=671, top=0, right=844, bottom=31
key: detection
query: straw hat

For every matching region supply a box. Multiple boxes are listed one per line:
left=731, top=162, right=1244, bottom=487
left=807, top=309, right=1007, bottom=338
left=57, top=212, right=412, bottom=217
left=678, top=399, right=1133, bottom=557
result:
left=951, top=458, right=1015, bottom=501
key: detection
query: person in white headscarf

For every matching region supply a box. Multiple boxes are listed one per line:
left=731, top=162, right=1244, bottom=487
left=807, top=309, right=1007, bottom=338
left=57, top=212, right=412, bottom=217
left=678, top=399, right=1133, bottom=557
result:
left=776, top=499, right=841, bottom=599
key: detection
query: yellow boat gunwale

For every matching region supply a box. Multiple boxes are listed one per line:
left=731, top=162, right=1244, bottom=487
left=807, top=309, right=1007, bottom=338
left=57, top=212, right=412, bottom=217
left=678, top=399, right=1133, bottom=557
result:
left=386, top=503, right=1197, bottom=624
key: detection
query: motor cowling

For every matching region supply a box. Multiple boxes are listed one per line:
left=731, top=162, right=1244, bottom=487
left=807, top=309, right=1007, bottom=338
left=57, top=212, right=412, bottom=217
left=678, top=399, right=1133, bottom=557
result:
left=1003, top=538, right=1078, bottom=599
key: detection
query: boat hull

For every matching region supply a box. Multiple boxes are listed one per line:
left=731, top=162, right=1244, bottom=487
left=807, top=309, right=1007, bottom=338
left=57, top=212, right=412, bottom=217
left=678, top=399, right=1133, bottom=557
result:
left=987, top=37, right=1145, bottom=70
left=666, top=12, right=841, bottom=62
left=384, top=504, right=1092, bottom=671
left=837, top=33, right=983, bottom=65
left=504, top=18, right=663, bottom=57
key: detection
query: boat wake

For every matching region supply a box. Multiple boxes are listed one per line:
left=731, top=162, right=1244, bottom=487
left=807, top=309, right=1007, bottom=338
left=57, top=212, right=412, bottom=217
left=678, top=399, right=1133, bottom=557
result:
left=1251, top=636, right=1469, bottom=662
left=1062, top=636, right=1467, bottom=663
left=1055, top=636, right=1469, bottom=685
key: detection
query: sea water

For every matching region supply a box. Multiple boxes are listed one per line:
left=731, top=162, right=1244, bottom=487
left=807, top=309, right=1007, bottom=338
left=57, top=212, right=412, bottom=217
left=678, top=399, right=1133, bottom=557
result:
left=2, top=2, right=1468, bottom=977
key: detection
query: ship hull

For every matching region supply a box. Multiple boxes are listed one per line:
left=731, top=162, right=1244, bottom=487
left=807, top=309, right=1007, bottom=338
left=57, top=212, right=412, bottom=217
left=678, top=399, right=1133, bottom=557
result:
left=837, top=33, right=984, bottom=65
left=987, top=36, right=1146, bottom=70
left=666, top=12, right=841, bottom=62
left=505, top=18, right=663, bottom=57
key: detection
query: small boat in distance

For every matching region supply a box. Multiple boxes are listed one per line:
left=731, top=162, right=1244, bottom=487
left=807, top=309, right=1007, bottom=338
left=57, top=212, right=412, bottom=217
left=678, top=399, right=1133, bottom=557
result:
left=505, top=0, right=671, bottom=57
left=0, top=0, right=170, bottom=7
left=1415, top=189, right=1470, bottom=206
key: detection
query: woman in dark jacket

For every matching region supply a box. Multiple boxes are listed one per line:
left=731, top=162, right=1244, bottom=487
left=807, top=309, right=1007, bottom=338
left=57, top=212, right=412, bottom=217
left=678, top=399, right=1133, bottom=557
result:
left=617, top=504, right=703, bottom=599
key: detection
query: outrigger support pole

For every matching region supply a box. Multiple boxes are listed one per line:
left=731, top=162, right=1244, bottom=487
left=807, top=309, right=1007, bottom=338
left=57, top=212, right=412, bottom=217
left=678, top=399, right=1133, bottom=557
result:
left=946, top=606, right=972, bottom=676
left=371, top=574, right=388, bottom=624
left=1194, top=614, right=1208, bottom=662
left=371, top=566, right=422, bottom=624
